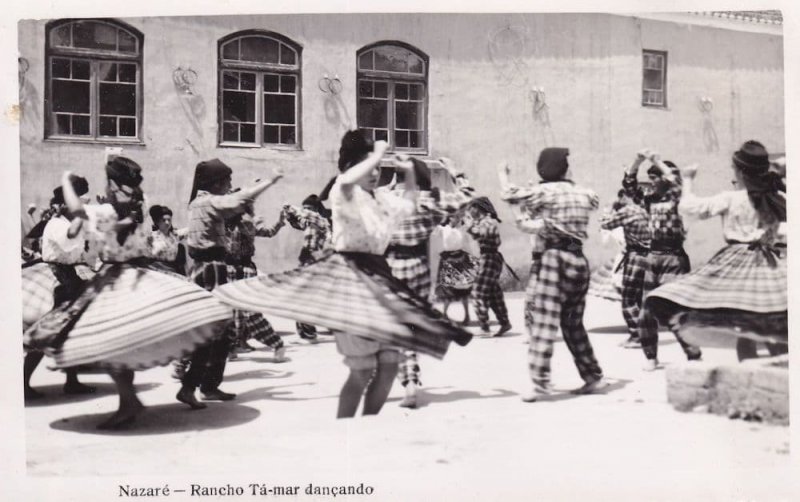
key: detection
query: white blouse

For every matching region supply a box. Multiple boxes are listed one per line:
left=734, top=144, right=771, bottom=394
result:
left=84, top=202, right=153, bottom=262
left=679, top=189, right=781, bottom=243
left=41, top=216, right=86, bottom=265
left=329, top=179, right=415, bottom=254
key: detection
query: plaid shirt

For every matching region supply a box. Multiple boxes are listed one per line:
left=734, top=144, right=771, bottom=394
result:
left=598, top=203, right=651, bottom=249
left=516, top=181, right=599, bottom=244
left=226, top=213, right=282, bottom=261
left=282, top=205, right=331, bottom=253
left=623, top=174, right=686, bottom=246
left=188, top=190, right=250, bottom=250
left=467, top=216, right=501, bottom=251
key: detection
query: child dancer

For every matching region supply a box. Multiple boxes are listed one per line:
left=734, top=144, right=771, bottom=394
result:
left=215, top=131, right=472, bottom=418
left=385, top=157, right=473, bottom=408
left=598, top=189, right=652, bottom=349
left=498, top=148, right=604, bottom=401
left=224, top=199, right=287, bottom=362
left=23, top=177, right=96, bottom=399
left=623, top=150, right=702, bottom=370
left=24, top=157, right=232, bottom=429
left=644, top=141, right=786, bottom=361
left=465, top=197, right=512, bottom=336
left=177, top=159, right=283, bottom=409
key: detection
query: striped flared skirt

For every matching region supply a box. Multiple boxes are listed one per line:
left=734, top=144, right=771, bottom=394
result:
left=21, top=262, right=95, bottom=330
left=213, top=251, right=472, bottom=359
left=23, top=263, right=232, bottom=370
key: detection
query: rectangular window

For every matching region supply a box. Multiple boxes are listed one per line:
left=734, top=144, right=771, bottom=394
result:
left=357, top=78, right=426, bottom=151
left=642, top=50, right=667, bottom=108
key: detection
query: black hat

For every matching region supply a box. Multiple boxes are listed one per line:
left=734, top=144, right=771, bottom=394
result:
left=733, top=140, right=770, bottom=175
left=149, top=204, right=173, bottom=223
left=338, top=130, right=373, bottom=172
left=190, top=159, right=233, bottom=202
left=51, top=174, right=89, bottom=205
left=471, top=196, right=501, bottom=222
left=537, top=148, right=569, bottom=182
left=106, top=156, right=143, bottom=188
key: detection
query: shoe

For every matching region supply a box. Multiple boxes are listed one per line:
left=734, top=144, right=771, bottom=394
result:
left=63, top=382, right=97, bottom=395
left=570, top=378, right=608, bottom=395
left=171, top=361, right=188, bottom=380
left=399, top=382, right=418, bottom=409
left=299, top=334, right=319, bottom=344
left=201, top=388, right=236, bottom=401
left=176, top=387, right=207, bottom=410
left=479, top=322, right=490, bottom=334
left=493, top=323, right=512, bottom=337
left=521, top=383, right=552, bottom=402
left=643, top=359, right=659, bottom=372
left=24, top=387, right=44, bottom=400
left=273, top=347, right=289, bottom=363
left=620, top=337, right=642, bottom=349
left=687, top=353, right=703, bottom=362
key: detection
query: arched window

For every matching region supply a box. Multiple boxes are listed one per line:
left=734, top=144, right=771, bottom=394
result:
left=357, top=42, right=428, bottom=152
left=218, top=31, right=302, bottom=148
left=45, top=19, right=143, bottom=141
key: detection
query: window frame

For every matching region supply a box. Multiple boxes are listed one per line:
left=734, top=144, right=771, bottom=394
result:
left=356, top=41, right=429, bottom=154
left=44, top=19, right=144, bottom=144
left=641, top=49, right=668, bottom=109
left=217, top=30, right=303, bottom=150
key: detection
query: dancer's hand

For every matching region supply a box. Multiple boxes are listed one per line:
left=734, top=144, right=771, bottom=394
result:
left=271, top=167, right=285, bottom=182
left=392, top=154, right=413, bottom=171
left=649, top=151, right=661, bottom=163
left=636, top=149, right=650, bottom=162
left=26, top=203, right=37, bottom=216
left=680, top=163, right=698, bottom=179
left=374, top=140, right=389, bottom=156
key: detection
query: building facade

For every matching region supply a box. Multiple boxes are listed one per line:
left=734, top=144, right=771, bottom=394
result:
left=18, top=13, right=785, bottom=279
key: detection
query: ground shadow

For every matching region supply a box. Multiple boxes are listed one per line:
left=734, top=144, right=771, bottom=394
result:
left=587, top=325, right=629, bottom=334
left=25, top=382, right=161, bottom=407
left=49, top=401, right=261, bottom=436
left=221, top=369, right=294, bottom=382
left=537, top=378, right=633, bottom=403
left=234, top=382, right=330, bottom=404
left=394, top=387, right=517, bottom=408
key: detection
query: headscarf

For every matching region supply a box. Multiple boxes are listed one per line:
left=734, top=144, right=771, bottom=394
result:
left=302, top=194, right=331, bottom=219
left=471, top=196, right=501, bottom=222
left=338, top=130, right=373, bottom=172
left=105, top=156, right=145, bottom=245
left=149, top=204, right=173, bottom=231
left=537, top=147, right=570, bottom=182
left=732, top=140, right=786, bottom=224
left=190, top=159, right=233, bottom=202
left=51, top=174, right=89, bottom=206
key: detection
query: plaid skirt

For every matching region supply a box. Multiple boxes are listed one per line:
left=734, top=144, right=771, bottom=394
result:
left=22, top=262, right=95, bottom=330
left=385, top=252, right=432, bottom=299
left=228, top=261, right=275, bottom=341
left=645, top=243, right=787, bottom=346
left=23, top=263, right=232, bottom=370
left=214, top=251, right=472, bottom=359
left=587, top=252, right=623, bottom=302
left=472, top=250, right=504, bottom=302
left=435, top=250, right=479, bottom=301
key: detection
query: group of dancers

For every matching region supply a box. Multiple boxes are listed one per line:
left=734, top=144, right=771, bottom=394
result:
left=20, top=129, right=787, bottom=428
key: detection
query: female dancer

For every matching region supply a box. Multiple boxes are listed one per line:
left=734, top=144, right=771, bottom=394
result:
left=215, top=131, right=472, bottom=418
left=148, top=204, right=186, bottom=274
left=24, top=157, right=232, bottom=429
left=644, top=141, right=787, bottom=361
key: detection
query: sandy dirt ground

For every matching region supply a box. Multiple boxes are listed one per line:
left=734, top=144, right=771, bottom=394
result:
left=16, top=294, right=794, bottom=501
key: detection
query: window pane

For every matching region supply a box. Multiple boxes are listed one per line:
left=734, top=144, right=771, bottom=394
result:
left=375, top=47, right=408, bottom=73
left=55, top=114, right=71, bottom=134
left=409, top=84, right=423, bottom=100
left=51, top=58, right=70, bottom=79
left=222, top=122, right=239, bottom=142
left=99, top=62, right=118, bottom=82
left=264, top=125, right=279, bottom=144
left=396, top=101, right=423, bottom=130
left=222, top=40, right=239, bottom=60
left=99, top=116, right=117, bottom=136
left=375, top=129, right=388, bottom=142
left=52, top=24, right=71, bottom=47
left=358, top=51, right=373, bottom=70
left=395, top=83, right=408, bottom=100
left=119, top=117, right=136, bottom=137
left=73, top=21, right=117, bottom=51
left=240, top=36, right=279, bottom=64
left=223, top=71, right=239, bottom=90
left=395, top=130, right=409, bottom=148
left=240, top=72, right=256, bottom=91
left=72, top=60, right=90, bottom=80
left=279, top=43, right=296, bottom=65
left=280, top=126, right=296, bottom=144
left=118, top=30, right=137, bottom=53
left=118, top=63, right=137, bottom=83
left=408, top=56, right=424, bottom=75
left=358, top=80, right=373, bottom=98
left=264, top=74, right=279, bottom=92
left=280, top=75, right=296, bottom=93
left=52, top=80, right=90, bottom=113
left=222, top=90, right=256, bottom=122
left=99, top=83, right=136, bottom=116
left=240, top=124, right=256, bottom=143
left=357, top=98, right=388, bottom=128
left=72, top=115, right=90, bottom=135
left=264, top=94, right=295, bottom=124
left=409, top=131, right=422, bottom=148
left=374, top=81, right=388, bottom=98
left=643, top=69, right=663, bottom=91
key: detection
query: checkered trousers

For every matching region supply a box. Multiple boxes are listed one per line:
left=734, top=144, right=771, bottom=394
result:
left=620, top=250, right=648, bottom=339
left=527, top=249, right=603, bottom=387
left=471, top=250, right=508, bottom=325
left=638, top=251, right=701, bottom=360
left=398, top=350, right=421, bottom=387
left=228, top=262, right=282, bottom=349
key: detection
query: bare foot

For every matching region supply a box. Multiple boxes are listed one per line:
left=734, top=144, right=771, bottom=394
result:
left=96, top=402, right=144, bottom=430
